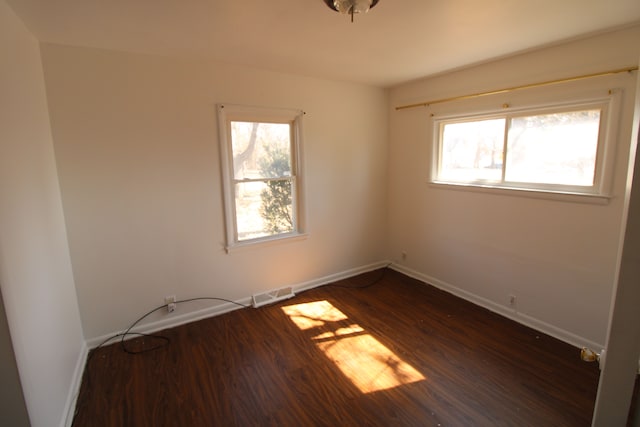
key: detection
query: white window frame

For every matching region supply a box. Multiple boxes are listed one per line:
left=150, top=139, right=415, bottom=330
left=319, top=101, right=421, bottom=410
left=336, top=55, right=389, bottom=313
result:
left=217, top=104, right=306, bottom=252
left=430, top=92, right=621, bottom=203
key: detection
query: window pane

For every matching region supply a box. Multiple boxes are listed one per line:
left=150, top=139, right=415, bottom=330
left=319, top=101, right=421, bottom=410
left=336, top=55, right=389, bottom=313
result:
left=235, top=180, right=293, bottom=241
left=505, top=110, right=600, bottom=186
left=439, top=119, right=505, bottom=182
left=231, top=121, right=292, bottom=180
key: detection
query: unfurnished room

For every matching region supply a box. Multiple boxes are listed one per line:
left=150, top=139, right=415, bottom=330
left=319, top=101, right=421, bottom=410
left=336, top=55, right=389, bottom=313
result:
left=1, top=1, right=640, bottom=426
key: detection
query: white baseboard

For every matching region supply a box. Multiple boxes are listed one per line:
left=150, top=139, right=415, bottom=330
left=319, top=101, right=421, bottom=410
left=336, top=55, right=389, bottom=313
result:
left=73, top=259, right=599, bottom=426
left=86, top=260, right=392, bottom=349
left=89, top=260, right=600, bottom=351
left=61, top=340, right=88, bottom=427
left=293, top=260, right=391, bottom=293
left=390, top=263, right=603, bottom=351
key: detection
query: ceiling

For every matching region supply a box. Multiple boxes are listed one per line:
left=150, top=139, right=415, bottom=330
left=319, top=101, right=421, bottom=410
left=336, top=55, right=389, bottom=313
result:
left=7, top=0, right=640, bottom=87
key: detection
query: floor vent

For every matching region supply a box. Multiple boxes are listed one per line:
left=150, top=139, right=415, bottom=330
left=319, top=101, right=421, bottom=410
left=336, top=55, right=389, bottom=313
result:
left=251, top=287, right=295, bottom=308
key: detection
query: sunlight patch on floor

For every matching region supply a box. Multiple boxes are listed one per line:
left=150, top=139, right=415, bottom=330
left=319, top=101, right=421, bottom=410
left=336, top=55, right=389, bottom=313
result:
left=282, top=300, right=425, bottom=393
left=282, top=300, right=348, bottom=330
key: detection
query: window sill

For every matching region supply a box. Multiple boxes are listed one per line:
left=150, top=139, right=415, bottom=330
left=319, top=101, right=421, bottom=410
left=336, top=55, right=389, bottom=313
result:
left=225, top=232, right=309, bottom=254
left=429, top=181, right=612, bottom=205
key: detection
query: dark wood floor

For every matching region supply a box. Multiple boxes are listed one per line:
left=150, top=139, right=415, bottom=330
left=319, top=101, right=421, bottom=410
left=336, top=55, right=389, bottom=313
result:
left=73, top=269, right=601, bottom=426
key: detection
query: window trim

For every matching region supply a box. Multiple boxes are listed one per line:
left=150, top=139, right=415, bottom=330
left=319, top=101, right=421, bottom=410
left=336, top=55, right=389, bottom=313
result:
left=430, top=92, right=621, bottom=202
left=217, top=104, right=306, bottom=253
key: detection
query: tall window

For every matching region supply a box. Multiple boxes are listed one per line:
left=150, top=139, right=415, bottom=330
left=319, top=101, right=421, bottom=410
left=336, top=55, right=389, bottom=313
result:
left=218, top=105, right=305, bottom=250
left=432, top=97, right=618, bottom=198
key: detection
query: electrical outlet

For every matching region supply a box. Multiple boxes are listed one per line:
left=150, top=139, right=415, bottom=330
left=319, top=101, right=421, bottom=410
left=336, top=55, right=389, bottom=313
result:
left=509, top=294, right=516, bottom=307
left=165, top=295, right=176, bottom=313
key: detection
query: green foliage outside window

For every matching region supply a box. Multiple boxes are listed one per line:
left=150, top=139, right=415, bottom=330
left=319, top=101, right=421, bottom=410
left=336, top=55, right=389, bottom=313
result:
left=258, top=143, right=293, bottom=234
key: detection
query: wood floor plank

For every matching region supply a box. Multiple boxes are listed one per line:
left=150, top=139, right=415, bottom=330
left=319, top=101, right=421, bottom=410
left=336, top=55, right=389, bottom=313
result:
left=73, top=269, right=600, bottom=426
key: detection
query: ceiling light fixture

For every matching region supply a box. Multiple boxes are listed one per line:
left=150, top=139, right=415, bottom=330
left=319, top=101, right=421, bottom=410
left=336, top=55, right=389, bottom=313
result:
left=324, top=0, right=380, bottom=23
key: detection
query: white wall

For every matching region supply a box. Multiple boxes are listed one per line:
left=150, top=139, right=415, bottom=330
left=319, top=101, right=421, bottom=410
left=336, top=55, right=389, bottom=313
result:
left=39, top=44, right=389, bottom=340
left=592, top=53, right=640, bottom=426
left=0, top=2, right=85, bottom=427
left=388, top=25, right=640, bottom=348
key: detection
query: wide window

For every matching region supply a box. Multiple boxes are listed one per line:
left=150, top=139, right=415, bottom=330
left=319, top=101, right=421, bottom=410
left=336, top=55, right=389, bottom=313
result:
left=218, top=105, right=305, bottom=251
left=432, top=98, right=618, bottom=198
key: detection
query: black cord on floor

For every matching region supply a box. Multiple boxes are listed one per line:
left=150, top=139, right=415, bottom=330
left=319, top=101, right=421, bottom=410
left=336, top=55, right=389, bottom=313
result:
left=323, top=264, right=392, bottom=290
left=119, top=297, right=250, bottom=354
left=88, top=297, right=250, bottom=356
left=91, top=267, right=391, bottom=356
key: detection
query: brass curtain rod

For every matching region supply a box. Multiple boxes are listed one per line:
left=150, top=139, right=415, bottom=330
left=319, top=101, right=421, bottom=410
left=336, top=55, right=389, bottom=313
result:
left=395, top=66, right=639, bottom=111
